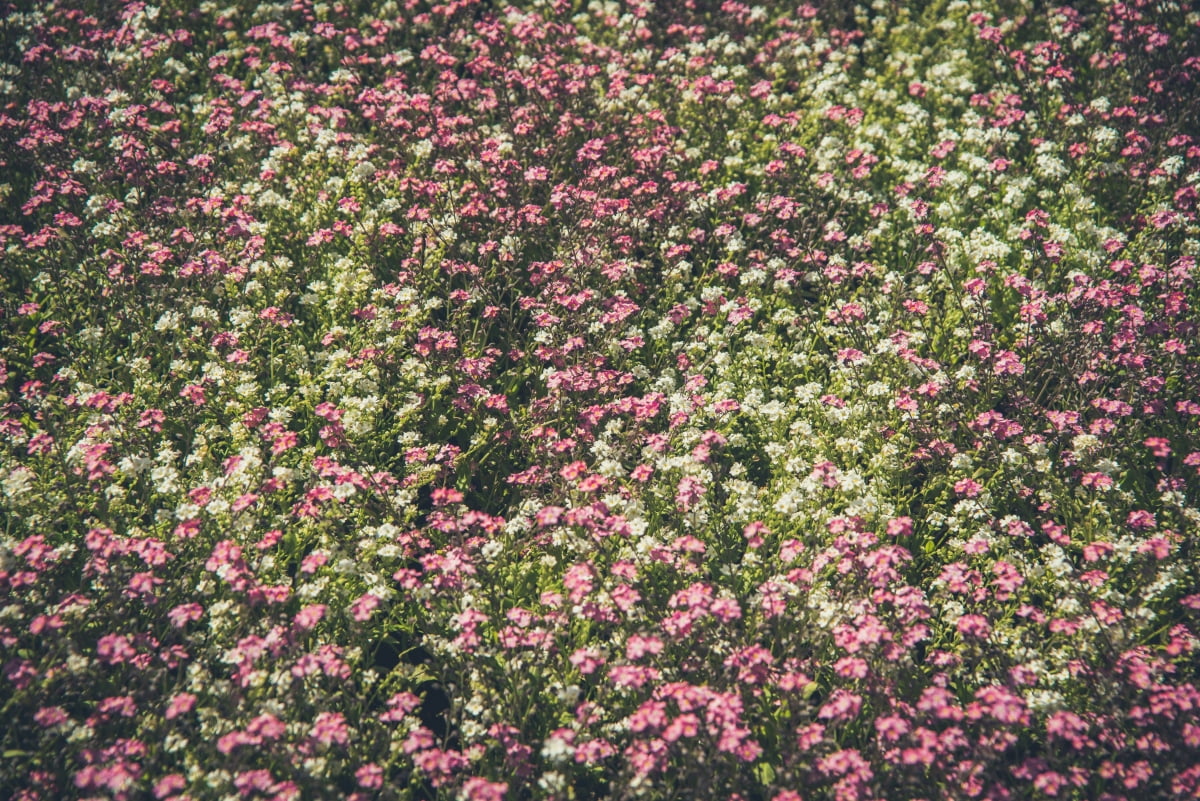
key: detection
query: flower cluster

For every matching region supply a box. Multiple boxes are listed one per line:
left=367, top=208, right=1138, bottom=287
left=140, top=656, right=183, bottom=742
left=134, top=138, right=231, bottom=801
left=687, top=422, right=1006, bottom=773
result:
left=2, top=0, right=1198, bottom=799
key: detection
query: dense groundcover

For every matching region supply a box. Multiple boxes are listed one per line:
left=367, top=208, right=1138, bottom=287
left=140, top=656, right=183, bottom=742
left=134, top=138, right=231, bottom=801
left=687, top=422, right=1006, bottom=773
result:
left=3, top=0, right=1200, bottom=799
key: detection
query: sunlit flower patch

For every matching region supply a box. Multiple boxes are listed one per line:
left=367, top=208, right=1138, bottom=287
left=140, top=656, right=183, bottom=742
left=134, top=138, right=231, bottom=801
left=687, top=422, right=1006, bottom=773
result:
left=2, top=1, right=1198, bottom=799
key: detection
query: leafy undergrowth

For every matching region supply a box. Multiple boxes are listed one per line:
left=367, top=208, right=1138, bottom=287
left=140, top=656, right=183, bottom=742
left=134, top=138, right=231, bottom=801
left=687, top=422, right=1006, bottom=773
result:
left=2, top=1, right=1199, bottom=799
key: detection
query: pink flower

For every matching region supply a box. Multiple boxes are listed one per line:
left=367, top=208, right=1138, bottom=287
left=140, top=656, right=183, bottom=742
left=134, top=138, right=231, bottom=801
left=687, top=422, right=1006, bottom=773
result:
left=975, top=685, right=1028, bottom=725
left=563, top=562, right=594, bottom=602
left=702, top=596, right=737, bottom=622
left=1081, top=472, right=1114, bottom=490
left=98, top=695, right=137, bottom=717
left=380, top=692, right=421, bottom=723
left=431, top=486, right=463, bottom=506
left=577, top=473, right=607, bottom=492
left=34, top=706, right=68, bottom=727
left=609, top=665, right=660, bottom=689
left=1045, top=711, right=1090, bottom=748
left=574, top=739, right=616, bottom=765
left=956, top=614, right=992, bottom=639
left=412, top=747, right=466, bottom=785
left=350, top=592, right=381, bottom=622
left=818, top=689, right=863, bottom=723
left=837, top=347, right=865, bottom=364
left=154, top=774, right=186, bottom=799
left=742, top=521, right=769, bottom=548
left=232, top=492, right=259, bottom=512
left=968, top=339, right=992, bottom=359
left=725, top=644, right=774, bottom=684
left=311, top=711, right=349, bottom=747
left=1127, top=509, right=1157, bottom=530
left=164, top=692, right=196, bottom=720
left=462, top=777, right=507, bottom=801
left=610, top=583, right=641, bottom=613
left=233, top=769, right=275, bottom=794
left=875, top=714, right=910, bottom=742
left=247, top=713, right=286, bottom=740
left=206, top=539, right=244, bottom=573
left=355, top=764, right=383, bottom=790
left=625, top=634, right=664, bottom=660
left=96, top=633, right=136, bottom=665
left=535, top=505, right=564, bottom=527
left=271, top=431, right=298, bottom=454
left=293, top=604, right=327, bottom=631
left=300, top=551, right=328, bottom=573
left=779, top=539, right=805, bottom=562
left=179, top=383, right=206, bottom=405
left=834, top=657, right=868, bottom=679
left=993, top=350, right=1025, bottom=375
left=675, top=475, right=706, bottom=511
left=1144, top=437, right=1171, bottom=457
left=954, top=478, right=983, bottom=497
left=817, top=747, right=873, bottom=781
left=796, top=722, right=825, bottom=751
left=663, top=713, right=700, bottom=742
left=570, top=647, right=605, bottom=674
left=1091, top=600, right=1123, bottom=625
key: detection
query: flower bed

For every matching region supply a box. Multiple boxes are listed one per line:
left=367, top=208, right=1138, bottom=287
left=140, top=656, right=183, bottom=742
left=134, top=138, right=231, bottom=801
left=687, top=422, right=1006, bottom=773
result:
left=2, top=1, right=1198, bottom=799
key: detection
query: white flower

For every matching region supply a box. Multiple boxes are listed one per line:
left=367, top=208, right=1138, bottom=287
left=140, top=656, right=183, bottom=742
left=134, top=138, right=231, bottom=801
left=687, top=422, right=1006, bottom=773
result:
left=155, top=311, right=182, bottom=331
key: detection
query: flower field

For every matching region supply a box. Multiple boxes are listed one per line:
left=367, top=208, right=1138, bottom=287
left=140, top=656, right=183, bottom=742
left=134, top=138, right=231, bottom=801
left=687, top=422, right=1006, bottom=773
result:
left=2, top=0, right=1199, bottom=798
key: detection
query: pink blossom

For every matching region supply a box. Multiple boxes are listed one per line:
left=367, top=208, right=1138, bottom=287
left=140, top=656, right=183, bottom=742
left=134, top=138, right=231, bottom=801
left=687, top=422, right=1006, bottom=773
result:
left=34, top=706, right=68, bottom=727
left=293, top=604, right=327, bottom=631
left=570, top=646, right=605, bottom=674
left=574, top=738, right=616, bottom=764
left=818, top=689, right=863, bottom=723
left=311, top=711, right=349, bottom=747
left=350, top=592, right=381, bottom=622
left=954, top=478, right=983, bottom=497
left=675, top=475, right=706, bottom=511
left=625, top=634, right=664, bottom=660
left=154, top=774, right=186, bottom=799
left=300, top=551, right=328, bottom=573
left=380, top=692, right=421, bottom=723
left=164, top=693, right=196, bottom=720
left=96, top=633, right=136, bottom=665
left=1127, top=509, right=1157, bottom=530
left=956, top=614, right=992, bottom=639
left=461, top=777, right=507, bottom=801
left=355, top=764, right=383, bottom=790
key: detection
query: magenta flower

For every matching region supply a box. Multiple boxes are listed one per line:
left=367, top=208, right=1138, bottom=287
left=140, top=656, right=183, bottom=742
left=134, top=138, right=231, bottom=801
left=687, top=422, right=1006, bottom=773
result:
left=96, top=633, right=136, bottom=665
left=311, top=711, right=349, bottom=748
left=956, top=614, right=992, bottom=640
left=164, top=693, right=196, bottom=721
